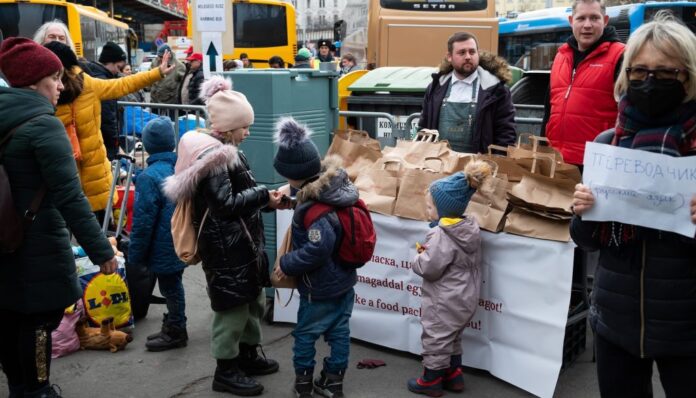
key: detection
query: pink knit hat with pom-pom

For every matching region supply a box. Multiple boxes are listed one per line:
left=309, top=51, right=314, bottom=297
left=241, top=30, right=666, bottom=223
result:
left=200, top=76, right=254, bottom=133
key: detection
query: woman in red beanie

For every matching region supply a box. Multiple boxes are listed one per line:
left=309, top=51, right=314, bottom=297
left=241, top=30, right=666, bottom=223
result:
left=0, top=37, right=117, bottom=398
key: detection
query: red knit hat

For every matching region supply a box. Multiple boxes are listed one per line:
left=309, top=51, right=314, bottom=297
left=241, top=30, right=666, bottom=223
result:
left=0, top=37, right=63, bottom=87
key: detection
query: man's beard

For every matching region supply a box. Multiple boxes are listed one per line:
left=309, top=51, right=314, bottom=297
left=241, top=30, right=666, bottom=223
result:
left=454, top=63, right=477, bottom=78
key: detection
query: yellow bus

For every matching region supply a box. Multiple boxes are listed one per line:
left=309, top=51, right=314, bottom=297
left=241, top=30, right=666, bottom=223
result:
left=341, top=0, right=498, bottom=68
left=188, top=0, right=297, bottom=68
left=0, top=0, right=130, bottom=61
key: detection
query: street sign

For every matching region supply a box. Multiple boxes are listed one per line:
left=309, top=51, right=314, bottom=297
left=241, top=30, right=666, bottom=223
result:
left=202, top=31, right=224, bottom=79
left=195, top=0, right=226, bottom=32
left=190, top=0, right=234, bottom=64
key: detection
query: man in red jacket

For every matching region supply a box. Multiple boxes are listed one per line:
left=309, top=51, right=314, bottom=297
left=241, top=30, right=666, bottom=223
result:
left=542, top=0, right=625, bottom=167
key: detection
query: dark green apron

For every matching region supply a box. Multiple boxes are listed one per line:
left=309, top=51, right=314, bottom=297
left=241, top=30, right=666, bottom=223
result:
left=437, top=77, right=479, bottom=153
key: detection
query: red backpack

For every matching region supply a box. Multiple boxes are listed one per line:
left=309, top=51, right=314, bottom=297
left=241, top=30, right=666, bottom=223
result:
left=303, top=199, right=376, bottom=268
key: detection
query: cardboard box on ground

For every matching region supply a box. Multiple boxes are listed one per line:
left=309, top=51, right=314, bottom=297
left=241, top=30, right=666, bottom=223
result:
left=327, top=129, right=581, bottom=242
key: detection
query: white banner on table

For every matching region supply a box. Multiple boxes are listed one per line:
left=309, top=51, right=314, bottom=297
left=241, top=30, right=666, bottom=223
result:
left=583, top=142, right=696, bottom=238
left=274, top=211, right=575, bottom=398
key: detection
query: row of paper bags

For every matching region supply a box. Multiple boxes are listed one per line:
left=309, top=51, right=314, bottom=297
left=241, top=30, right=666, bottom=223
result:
left=327, top=129, right=582, bottom=242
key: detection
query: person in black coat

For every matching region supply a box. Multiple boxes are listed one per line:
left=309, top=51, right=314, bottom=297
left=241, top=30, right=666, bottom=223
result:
left=571, top=13, right=696, bottom=398
left=164, top=76, right=289, bottom=396
left=85, top=42, right=127, bottom=160
left=185, top=52, right=205, bottom=105
left=418, top=32, right=516, bottom=153
left=0, top=37, right=117, bottom=398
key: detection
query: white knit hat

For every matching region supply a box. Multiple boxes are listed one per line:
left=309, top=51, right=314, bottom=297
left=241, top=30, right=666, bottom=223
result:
left=200, top=76, right=254, bottom=133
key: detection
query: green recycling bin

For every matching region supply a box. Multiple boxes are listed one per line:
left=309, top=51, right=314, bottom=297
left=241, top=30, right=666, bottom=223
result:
left=220, top=69, right=339, bottom=184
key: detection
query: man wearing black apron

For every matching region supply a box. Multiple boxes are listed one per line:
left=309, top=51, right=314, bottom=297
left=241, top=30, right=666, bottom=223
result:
left=419, top=32, right=516, bottom=153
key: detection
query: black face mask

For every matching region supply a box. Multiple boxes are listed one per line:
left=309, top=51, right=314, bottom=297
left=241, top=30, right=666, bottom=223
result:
left=627, top=77, right=686, bottom=118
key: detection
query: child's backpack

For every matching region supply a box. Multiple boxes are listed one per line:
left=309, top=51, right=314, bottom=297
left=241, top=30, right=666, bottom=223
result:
left=170, top=198, right=208, bottom=265
left=303, top=199, right=376, bottom=268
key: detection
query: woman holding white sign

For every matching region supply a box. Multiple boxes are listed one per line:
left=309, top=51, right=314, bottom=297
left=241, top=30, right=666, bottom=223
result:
left=571, top=11, right=696, bottom=398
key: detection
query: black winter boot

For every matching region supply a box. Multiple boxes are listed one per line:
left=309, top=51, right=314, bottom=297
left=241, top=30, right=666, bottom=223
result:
left=213, top=359, right=264, bottom=396
left=407, top=367, right=445, bottom=397
left=443, top=355, right=464, bottom=392
left=313, top=369, right=345, bottom=398
left=147, top=313, right=168, bottom=341
left=25, top=385, right=62, bottom=398
left=145, top=324, right=188, bottom=352
left=294, top=369, right=314, bottom=398
left=237, top=343, right=279, bottom=375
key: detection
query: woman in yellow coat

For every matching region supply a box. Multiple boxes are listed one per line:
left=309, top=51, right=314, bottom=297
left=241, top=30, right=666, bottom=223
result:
left=45, top=42, right=176, bottom=215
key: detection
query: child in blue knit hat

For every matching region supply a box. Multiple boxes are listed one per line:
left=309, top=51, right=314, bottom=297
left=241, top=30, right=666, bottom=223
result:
left=407, top=160, right=492, bottom=397
left=272, top=117, right=362, bottom=398
left=128, top=116, right=188, bottom=352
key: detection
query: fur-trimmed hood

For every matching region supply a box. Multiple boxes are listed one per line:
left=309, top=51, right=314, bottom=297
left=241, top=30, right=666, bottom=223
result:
left=296, top=155, right=359, bottom=206
left=163, top=144, right=239, bottom=202
left=437, top=51, right=512, bottom=89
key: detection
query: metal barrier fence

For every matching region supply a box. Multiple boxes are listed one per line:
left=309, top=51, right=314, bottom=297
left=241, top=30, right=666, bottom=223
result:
left=117, top=101, right=209, bottom=166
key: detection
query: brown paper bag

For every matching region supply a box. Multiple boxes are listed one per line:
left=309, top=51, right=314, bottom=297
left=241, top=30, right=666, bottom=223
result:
left=354, top=160, right=402, bottom=216
left=333, top=129, right=381, bottom=151
left=507, top=164, right=575, bottom=215
left=327, top=131, right=383, bottom=181
left=503, top=207, right=571, bottom=242
left=271, top=226, right=296, bottom=289
left=480, top=146, right=532, bottom=182
left=393, top=159, right=447, bottom=221
left=465, top=174, right=510, bottom=232
left=383, top=137, right=451, bottom=167
left=508, top=134, right=564, bottom=162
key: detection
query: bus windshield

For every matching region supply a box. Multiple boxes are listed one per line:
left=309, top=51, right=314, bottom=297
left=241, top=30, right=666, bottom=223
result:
left=233, top=3, right=288, bottom=47
left=0, top=3, right=67, bottom=38
left=379, top=0, right=487, bottom=12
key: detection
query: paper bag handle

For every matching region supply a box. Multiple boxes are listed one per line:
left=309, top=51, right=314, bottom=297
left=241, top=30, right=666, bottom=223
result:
left=531, top=153, right=556, bottom=178
left=381, top=159, right=403, bottom=172
left=528, top=135, right=551, bottom=154
left=423, top=156, right=445, bottom=172
left=516, top=133, right=535, bottom=148
left=487, top=145, right=509, bottom=156
left=346, top=129, right=369, bottom=141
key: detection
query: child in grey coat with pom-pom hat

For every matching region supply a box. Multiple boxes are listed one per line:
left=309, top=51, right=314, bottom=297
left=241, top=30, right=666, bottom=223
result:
left=407, top=160, right=492, bottom=397
left=272, top=117, right=360, bottom=398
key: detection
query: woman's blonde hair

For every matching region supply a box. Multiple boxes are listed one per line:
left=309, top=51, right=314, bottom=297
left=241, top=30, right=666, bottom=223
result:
left=33, top=20, right=75, bottom=52
left=615, top=10, right=696, bottom=102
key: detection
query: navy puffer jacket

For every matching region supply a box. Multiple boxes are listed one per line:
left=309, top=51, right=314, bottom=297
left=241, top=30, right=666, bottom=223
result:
left=128, top=152, right=185, bottom=274
left=279, top=156, right=358, bottom=301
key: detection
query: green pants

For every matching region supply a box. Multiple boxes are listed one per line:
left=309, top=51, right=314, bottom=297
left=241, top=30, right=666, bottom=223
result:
left=211, top=290, right=265, bottom=359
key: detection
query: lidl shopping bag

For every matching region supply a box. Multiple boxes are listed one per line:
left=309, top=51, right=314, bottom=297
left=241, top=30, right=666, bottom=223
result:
left=76, top=256, right=133, bottom=329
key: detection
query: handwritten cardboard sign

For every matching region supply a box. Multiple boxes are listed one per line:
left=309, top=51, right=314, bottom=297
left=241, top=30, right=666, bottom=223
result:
left=583, top=142, right=696, bottom=238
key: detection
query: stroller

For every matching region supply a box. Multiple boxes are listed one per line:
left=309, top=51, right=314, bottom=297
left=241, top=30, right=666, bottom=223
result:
left=103, top=153, right=157, bottom=321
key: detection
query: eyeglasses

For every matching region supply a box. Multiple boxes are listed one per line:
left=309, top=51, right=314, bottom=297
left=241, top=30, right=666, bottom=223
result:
left=626, top=67, right=686, bottom=81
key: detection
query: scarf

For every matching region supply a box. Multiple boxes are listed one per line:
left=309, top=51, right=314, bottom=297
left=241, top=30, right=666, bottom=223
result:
left=598, top=96, right=696, bottom=246
left=613, top=96, right=696, bottom=156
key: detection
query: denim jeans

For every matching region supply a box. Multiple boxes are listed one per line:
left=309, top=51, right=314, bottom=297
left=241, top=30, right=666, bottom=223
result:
left=156, top=270, right=186, bottom=329
left=292, top=288, right=355, bottom=374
